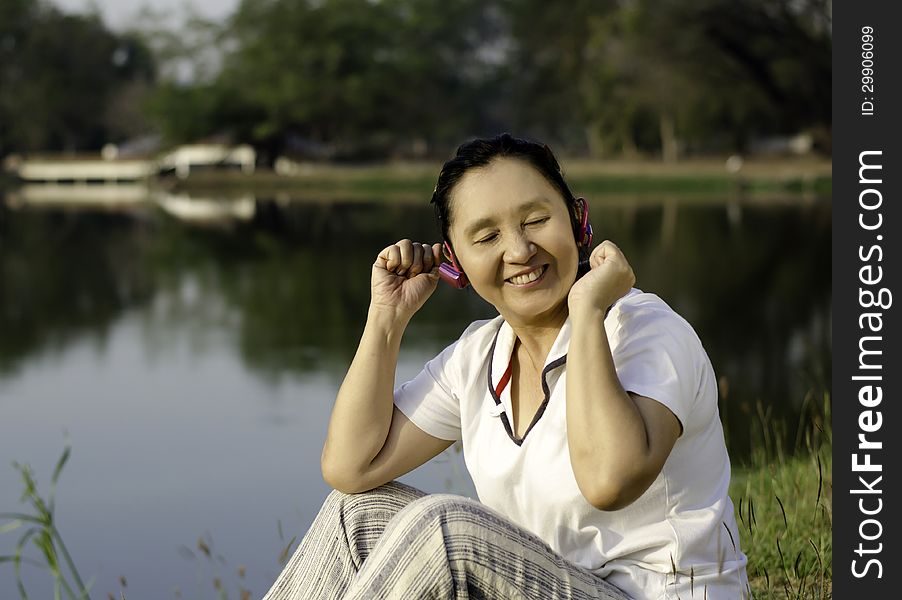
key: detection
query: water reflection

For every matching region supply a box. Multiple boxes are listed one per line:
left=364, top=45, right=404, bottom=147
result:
left=0, top=190, right=830, bottom=598
left=1, top=191, right=831, bottom=449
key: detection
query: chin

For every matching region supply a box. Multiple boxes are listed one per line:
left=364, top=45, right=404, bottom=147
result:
left=507, top=293, right=568, bottom=320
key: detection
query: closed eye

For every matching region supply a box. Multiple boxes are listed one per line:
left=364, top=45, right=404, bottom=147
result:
left=524, top=217, right=550, bottom=227
left=475, top=232, right=498, bottom=244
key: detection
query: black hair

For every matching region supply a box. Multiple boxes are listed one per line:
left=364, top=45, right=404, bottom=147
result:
left=430, top=133, right=590, bottom=274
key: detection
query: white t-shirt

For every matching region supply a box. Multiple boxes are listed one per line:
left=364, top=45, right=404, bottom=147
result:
left=394, top=289, right=749, bottom=600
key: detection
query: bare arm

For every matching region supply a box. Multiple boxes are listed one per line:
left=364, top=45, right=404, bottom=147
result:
left=320, top=240, right=452, bottom=493
left=566, top=241, right=681, bottom=510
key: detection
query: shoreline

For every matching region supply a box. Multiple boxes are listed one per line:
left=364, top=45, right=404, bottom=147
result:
left=2, top=157, right=832, bottom=207
left=167, top=156, right=831, bottom=198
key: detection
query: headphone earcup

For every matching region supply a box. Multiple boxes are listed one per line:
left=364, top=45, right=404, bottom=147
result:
left=575, top=197, right=593, bottom=248
left=440, top=241, right=469, bottom=288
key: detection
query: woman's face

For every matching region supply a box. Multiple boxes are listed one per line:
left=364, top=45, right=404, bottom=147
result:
left=447, top=157, right=579, bottom=328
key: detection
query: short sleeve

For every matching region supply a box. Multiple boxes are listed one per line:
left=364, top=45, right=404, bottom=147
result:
left=609, top=303, right=704, bottom=429
left=394, top=340, right=463, bottom=441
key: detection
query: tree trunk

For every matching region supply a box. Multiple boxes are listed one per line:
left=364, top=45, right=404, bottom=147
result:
left=660, top=113, right=678, bottom=163
left=584, top=122, right=606, bottom=159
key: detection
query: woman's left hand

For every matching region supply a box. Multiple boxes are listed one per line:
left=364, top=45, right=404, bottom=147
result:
left=567, top=240, right=636, bottom=316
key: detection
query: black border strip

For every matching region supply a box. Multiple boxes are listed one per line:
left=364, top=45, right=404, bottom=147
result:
left=834, top=2, right=901, bottom=595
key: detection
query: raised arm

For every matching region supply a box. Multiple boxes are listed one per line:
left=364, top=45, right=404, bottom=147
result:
left=566, top=241, right=682, bottom=511
left=320, top=240, right=453, bottom=494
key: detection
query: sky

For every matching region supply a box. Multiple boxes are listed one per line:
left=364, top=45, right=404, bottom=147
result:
left=49, top=0, right=239, bottom=30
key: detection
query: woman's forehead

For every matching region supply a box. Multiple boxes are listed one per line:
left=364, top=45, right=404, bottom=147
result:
left=449, top=158, right=563, bottom=218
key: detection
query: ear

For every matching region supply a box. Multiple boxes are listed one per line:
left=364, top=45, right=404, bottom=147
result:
left=574, top=197, right=593, bottom=248
left=442, top=241, right=455, bottom=263
left=575, top=197, right=587, bottom=223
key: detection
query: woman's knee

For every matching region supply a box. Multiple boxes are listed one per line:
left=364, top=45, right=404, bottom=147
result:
left=321, top=486, right=348, bottom=510
left=320, top=480, right=426, bottom=517
left=392, top=493, right=486, bottom=532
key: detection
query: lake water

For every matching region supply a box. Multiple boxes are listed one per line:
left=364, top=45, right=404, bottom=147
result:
left=0, top=191, right=830, bottom=599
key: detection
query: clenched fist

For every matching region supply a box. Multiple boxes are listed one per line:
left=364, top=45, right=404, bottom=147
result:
left=567, top=240, right=636, bottom=316
left=370, top=239, right=444, bottom=321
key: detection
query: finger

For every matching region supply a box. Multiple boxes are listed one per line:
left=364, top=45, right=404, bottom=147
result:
left=432, top=243, right=443, bottom=267
left=379, top=244, right=402, bottom=272
left=407, top=243, right=425, bottom=277
left=601, top=240, right=624, bottom=260
left=589, top=243, right=607, bottom=269
left=420, top=243, right=435, bottom=272
left=590, top=240, right=621, bottom=268
left=396, top=239, right=413, bottom=275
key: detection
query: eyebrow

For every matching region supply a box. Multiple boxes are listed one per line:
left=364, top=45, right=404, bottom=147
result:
left=462, top=198, right=553, bottom=239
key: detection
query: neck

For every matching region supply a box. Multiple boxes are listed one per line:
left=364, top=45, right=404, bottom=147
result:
left=504, top=302, right=569, bottom=371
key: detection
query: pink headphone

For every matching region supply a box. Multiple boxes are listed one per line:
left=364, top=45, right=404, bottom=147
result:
left=438, top=197, right=593, bottom=289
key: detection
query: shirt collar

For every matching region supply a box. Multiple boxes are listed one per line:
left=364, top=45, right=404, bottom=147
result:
left=488, top=316, right=572, bottom=394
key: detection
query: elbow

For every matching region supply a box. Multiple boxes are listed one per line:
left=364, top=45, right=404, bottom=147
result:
left=320, top=462, right=346, bottom=493
left=321, top=461, right=361, bottom=495
left=582, top=485, right=634, bottom=512
left=320, top=450, right=350, bottom=493
left=578, top=473, right=649, bottom=512
left=320, top=453, right=371, bottom=495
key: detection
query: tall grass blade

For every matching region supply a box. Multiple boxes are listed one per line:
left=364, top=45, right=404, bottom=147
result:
left=49, top=446, right=72, bottom=515
left=14, top=527, right=39, bottom=599
left=814, top=453, right=823, bottom=519
left=278, top=536, right=297, bottom=566
left=52, top=527, right=90, bottom=597
left=1, top=519, right=25, bottom=534
left=2, top=448, right=93, bottom=600
left=774, top=495, right=788, bottom=529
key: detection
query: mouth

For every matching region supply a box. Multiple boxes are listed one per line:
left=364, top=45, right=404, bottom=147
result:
left=506, top=265, right=547, bottom=286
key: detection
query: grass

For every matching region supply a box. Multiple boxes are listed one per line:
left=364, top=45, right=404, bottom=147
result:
left=0, top=447, right=93, bottom=600
left=0, top=448, right=251, bottom=600
left=163, top=156, right=832, bottom=201
left=730, top=394, right=832, bottom=599
left=4, top=394, right=833, bottom=599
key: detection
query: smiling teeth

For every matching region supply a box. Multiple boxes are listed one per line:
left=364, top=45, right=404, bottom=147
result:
left=509, top=267, right=544, bottom=285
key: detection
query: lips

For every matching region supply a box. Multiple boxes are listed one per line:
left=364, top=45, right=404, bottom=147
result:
left=506, top=265, right=546, bottom=286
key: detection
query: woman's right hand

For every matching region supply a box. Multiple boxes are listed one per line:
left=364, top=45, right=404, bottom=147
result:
left=370, top=240, right=443, bottom=321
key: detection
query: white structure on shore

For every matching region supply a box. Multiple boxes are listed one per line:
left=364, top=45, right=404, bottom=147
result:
left=13, top=158, right=156, bottom=184
left=157, top=144, right=256, bottom=178
left=5, top=143, right=256, bottom=184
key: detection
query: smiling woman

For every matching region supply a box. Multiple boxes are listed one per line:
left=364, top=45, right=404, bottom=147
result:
left=446, top=159, right=581, bottom=330
left=264, top=134, right=750, bottom=600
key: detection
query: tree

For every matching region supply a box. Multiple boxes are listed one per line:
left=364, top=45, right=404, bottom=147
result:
left=0, top=0, right=156, bottom=155
left=132, top=0, right=831, bottom=160
left=147, top=0, right=509, bottom=160
left=502, top=0, right=832, bottom=157
left=623, top=0, right=832, bottom=154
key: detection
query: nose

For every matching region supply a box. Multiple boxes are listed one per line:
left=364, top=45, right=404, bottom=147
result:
left=503, top=229, right=537, bottom=264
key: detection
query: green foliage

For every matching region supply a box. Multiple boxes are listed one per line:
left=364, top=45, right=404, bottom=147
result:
left=0, top=0, right=155, bottom=155
left=137, top=0, right=830, bottom=158
left=0, top=446, right=93, bottom=600
left=730, top=395, right=832, bottom=599
left=1, top=0, right=831, bottom=158
left=207, top=0, right=505, bottom=159
left=565, top=0, right=832, bottom=157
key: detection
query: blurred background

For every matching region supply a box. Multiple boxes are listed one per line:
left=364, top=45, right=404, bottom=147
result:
left=1, top=1, right=830, bottom=599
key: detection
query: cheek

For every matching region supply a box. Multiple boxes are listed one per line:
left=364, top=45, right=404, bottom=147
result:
left=555, top=239, right=580, bottom=280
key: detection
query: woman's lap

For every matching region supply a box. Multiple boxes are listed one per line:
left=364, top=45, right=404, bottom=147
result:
left=264, top=482, right=630, bottom=600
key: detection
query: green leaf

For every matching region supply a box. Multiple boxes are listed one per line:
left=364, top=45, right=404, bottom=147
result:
left=51, top=445, right=72, bottom=496
left=1, top=512, right=47, bottom=525
left=1, top=519, right=25, bottom=534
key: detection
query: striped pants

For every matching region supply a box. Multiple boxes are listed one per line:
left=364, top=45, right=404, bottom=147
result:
left=262, top=481, right=631, bottom=600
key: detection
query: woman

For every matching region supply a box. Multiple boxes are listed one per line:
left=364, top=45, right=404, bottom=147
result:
left=264, top=134, right=749, bottom=600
